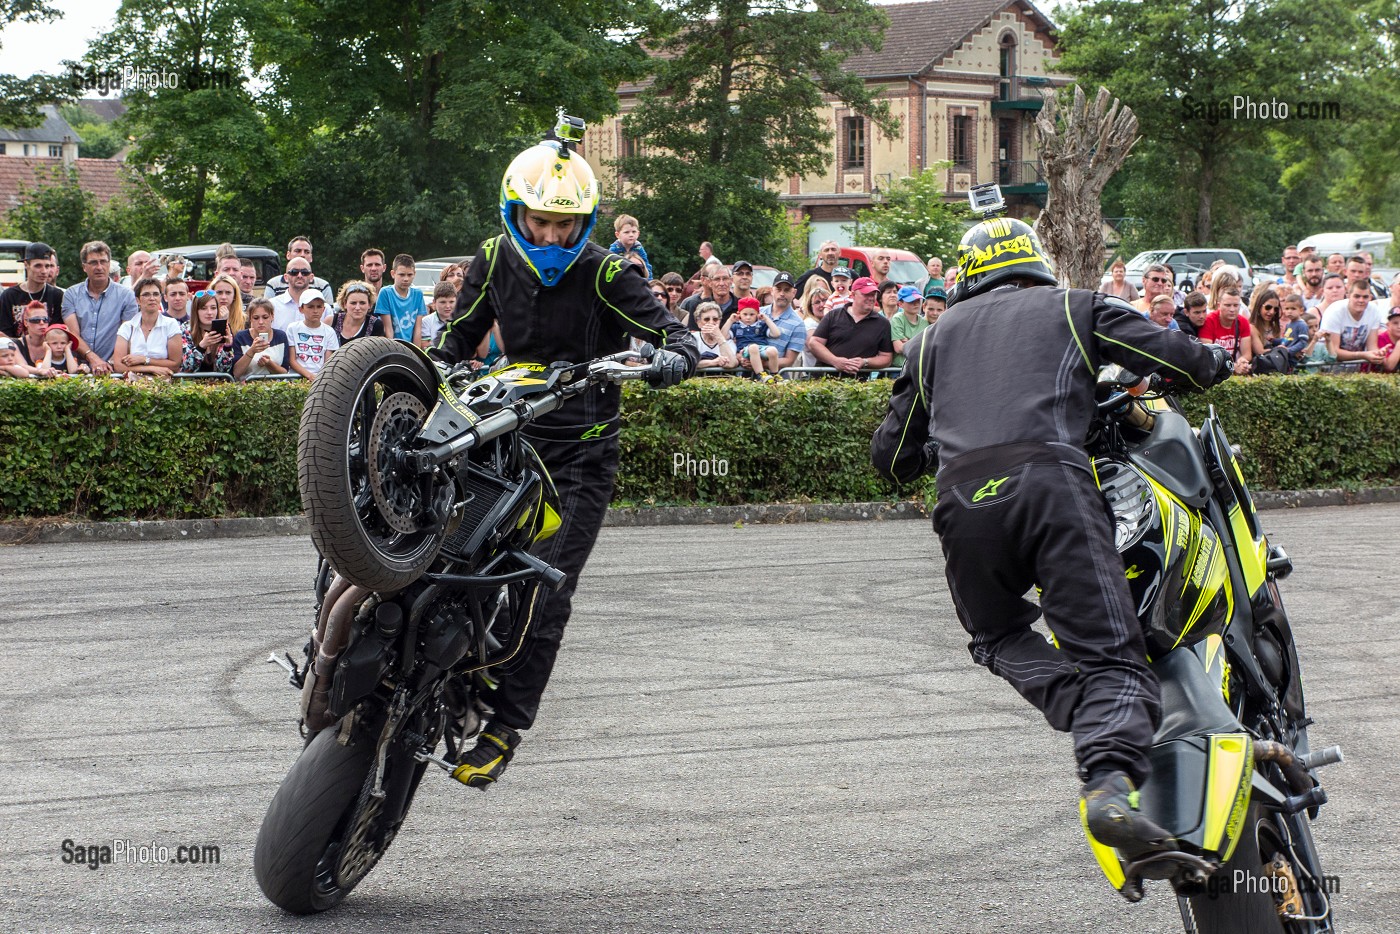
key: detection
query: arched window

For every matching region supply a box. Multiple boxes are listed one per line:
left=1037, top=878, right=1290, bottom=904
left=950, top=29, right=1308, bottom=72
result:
left=998, top=32, right=1017, bottom=101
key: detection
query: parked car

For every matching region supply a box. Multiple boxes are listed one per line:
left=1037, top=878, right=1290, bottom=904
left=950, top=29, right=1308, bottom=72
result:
left=152, top=244, right=281, bottom=290
left=839, top=246, right=926, bottom=288
left=1123, top=248, right=1255, bottom=292
left=0, top=239, right=31, bottom=289
left=1297, top=231, right=1392, bottom=265
left=412, top=255, right=473, bottom=302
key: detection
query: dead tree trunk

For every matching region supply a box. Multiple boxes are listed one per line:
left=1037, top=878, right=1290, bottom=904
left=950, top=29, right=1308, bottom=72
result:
left=1032, top=85, right=1138, bottom=290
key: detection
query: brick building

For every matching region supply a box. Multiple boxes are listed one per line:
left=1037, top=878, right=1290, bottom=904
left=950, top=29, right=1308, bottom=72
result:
left=585, top=0, right=1067, bottom=253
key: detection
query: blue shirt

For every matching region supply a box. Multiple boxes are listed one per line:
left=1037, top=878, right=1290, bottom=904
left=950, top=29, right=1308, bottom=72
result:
left=375, top=286, right=426, bottom=341
left=62, top=279, right=138, bottom=360
left=729, top=319, right=769, bottom=350
left=759, top=305, right=808, bottom=359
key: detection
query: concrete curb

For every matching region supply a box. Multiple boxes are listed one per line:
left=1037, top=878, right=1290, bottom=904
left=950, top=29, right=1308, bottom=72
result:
left=4, top=489, right=1399, bottom=544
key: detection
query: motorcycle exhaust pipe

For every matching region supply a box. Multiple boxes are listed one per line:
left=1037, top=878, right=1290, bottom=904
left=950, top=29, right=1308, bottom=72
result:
left=300, top=577, right=370, bottom=731
left=1255, top=740, right=1313, bottom=797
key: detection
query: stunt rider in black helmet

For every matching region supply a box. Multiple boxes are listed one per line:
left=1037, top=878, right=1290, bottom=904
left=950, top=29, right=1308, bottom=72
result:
left=430, top=116, right=697, bottom=787
left=870, top=188, right=1233, bottom=858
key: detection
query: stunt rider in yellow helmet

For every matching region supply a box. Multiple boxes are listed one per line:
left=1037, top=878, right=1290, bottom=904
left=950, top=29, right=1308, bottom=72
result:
left=430, top=115, right=697, bottom=786
left=871, top=189, right=1233, bottom=860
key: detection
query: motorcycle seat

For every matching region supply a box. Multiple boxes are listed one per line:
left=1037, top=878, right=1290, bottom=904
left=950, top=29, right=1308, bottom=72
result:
left=1151, top=645, right=1242, bottom=744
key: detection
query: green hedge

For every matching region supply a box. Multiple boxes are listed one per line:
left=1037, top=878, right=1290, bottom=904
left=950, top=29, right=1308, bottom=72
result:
left=2, top=375, right=1400, bottom=521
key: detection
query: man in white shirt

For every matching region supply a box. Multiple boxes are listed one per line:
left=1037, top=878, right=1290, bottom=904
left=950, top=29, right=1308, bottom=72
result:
left=1320, top=279, right=1386, bottom=368
left=263, top=236, right=334, bottom=301
left=270, top=258, right=316, bottom=331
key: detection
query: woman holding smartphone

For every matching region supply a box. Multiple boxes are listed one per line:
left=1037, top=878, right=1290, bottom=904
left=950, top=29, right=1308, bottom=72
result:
left=209, top=274, right=246, bottom=334
left=180, top=290, right=236, bottom=374
left=232, top=297, right=290, bottom=381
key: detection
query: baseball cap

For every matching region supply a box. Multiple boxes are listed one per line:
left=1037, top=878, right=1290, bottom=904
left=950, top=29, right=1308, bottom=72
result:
left=43, top=323, right=75, bottom=342
left=851, top=276, right=878, bottom=295
left=1389, top=307, right=1400, bottom=319
left=927, top=288, right=948, bottom=302
left=0, top=337, right=16, bottom=351
left=299, top=291, right=326, bottom=307
left=737, top=296, right=761, bottom=311
left=897, top=285, right=922, bottom=303
left=731, top=260, right=753, bottom=272
left=830, top=266, right=852, bottom=279
left=23, top=241, right=55, bottom=261
left=772, top=272, right=795, bottom=288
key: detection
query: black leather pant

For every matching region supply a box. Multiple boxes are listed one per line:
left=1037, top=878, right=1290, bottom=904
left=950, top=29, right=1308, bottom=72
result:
left=482, top=433, right=619, bottom=730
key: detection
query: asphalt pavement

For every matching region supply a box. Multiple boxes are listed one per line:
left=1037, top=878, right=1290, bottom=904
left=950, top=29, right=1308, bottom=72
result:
left=1, top=505, right=1396, bottom=932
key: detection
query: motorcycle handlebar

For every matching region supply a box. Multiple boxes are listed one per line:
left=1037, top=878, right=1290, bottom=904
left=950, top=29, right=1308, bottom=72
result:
left=416, top=346, right=659, bottom=467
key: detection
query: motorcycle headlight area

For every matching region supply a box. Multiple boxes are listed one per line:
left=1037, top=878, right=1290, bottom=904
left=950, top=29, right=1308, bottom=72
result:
left=1096, top=459, right=1155, bottom=552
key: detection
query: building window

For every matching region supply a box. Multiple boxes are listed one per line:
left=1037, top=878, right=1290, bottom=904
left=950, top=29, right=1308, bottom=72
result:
left=844, top=116, right=865, bottom=169
left=0, top=143, right=6, bottom=155
left=49, top=144, right=62, bottom=158
left=952, top=115, right=971, bottom=168
left=999, top=34, right=1017, bottom=101
left=23, top=143, right=36, bottom=156
left=620, top=134, right=640, bottom=160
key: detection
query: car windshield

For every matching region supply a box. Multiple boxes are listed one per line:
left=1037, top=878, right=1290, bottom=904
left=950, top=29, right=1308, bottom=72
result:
left=889, top=259, right=926, bottom=285
left=1167, top=250, right=1246, bottom=270
left=1124, top=252, right=1168, bottom=273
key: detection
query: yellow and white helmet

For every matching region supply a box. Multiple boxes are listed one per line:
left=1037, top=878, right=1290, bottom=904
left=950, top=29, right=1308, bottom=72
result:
left=500, top=137, right=600, bottom=287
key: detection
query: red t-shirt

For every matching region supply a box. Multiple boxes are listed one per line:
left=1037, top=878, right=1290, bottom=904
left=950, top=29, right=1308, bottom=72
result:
left=1197, top=311, right=1252, bottom=357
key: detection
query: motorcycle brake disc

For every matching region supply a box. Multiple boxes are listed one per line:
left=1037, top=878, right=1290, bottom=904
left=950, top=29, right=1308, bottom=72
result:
left=367, top=391, right=430, bottom=534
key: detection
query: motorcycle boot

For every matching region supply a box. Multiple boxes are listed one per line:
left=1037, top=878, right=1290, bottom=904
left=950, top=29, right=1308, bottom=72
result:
left=1080, top=771, right=1177, bottom=859
left=450, top=722, right=521, bottom=789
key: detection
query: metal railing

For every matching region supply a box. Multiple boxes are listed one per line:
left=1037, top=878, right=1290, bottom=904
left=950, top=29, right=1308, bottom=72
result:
left=997, top=160, right=1045, bottom=188
left=171, top=372, right=235, bottom=382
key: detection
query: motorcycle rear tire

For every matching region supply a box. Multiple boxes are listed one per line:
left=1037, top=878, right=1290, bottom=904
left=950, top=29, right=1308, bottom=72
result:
left=254, top=725, right=379, bottom=914
left=1178, top=802, right=1321, bottom=934
left=299, top=337, right=445, bottom=592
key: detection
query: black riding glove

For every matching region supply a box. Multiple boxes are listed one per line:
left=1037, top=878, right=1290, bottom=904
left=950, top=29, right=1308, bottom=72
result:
left=647, top=348, right=689, bottom=388
left=1208, top=343, right=1234, bottom=386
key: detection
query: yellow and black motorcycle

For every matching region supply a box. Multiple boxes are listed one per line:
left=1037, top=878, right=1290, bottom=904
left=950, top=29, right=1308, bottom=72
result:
left=1085, top=370, right=1340, bottom=932
left=253, top=338, right=660, bottom=914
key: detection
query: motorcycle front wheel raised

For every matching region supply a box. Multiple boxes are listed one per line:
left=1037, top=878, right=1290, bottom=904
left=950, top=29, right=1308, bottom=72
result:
left=299, top=337, right=448, bottom=592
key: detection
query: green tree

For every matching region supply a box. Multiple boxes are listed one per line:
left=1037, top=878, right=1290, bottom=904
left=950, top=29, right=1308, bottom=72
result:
left=3, top=166, right=97, bottom=269
left=229, top=0, right=650, bottom=276
left=84, top=0, right=274, bottom=242
left=847, top=166, right=968, bottom=264
left=1056, top=0, right=1363, bottom=248
left=616, top=0, right=894, bottom=272
left=57, top=102, right=126, bottom=160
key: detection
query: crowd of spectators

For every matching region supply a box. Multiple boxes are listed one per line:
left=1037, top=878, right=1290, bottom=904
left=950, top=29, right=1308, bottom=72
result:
left=1106, top=243, right=1400, bottom=375
left=4, top=224, right=1395, bottom=387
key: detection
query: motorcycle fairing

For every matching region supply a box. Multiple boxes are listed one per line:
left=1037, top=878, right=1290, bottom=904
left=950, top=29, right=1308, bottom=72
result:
left=1097, top=458, right=1232, bottom=658
left=1199, top=408, right=1269, bottom=598
left=1083, top=639, right=1254, bottom=893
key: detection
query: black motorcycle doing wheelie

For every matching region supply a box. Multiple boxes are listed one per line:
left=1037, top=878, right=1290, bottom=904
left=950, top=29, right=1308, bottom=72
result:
left=1083, top=369, right=1341, bottom=933
left=253, top=337, right=661, bottom=914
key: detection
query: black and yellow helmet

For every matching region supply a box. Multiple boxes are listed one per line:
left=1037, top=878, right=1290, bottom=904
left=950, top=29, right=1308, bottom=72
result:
left=947, top=216, right=1056, bottom=307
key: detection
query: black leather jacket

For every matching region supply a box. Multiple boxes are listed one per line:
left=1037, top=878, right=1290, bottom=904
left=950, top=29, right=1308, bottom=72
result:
left=871, top=286, right=1221, bottom=485
left=433, top=235, right=697, bottom=440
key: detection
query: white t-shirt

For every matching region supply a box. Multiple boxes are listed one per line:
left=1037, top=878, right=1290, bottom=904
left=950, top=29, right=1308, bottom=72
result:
left=116, top=314, right=183, bottom=359
left=691, top=330, right=734, bottom=362
left=418, top=313, right=452, bottom=346
left=1319, top=300, right=1386, bottom=352
left=285, top=321, right=340, bottom=375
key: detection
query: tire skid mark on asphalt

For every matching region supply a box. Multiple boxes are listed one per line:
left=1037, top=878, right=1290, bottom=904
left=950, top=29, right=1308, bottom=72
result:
left=520, top=720, right=1017, bottom=768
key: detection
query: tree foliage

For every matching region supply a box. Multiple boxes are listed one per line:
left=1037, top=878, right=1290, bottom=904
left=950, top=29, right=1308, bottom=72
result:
left=1055, top=0, right=1372, bottom=254
left=616, top=0, right=893, bottom=272
left=847, top=165, right=968, bottom=265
